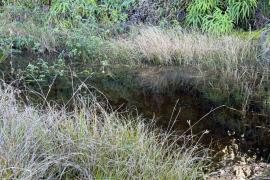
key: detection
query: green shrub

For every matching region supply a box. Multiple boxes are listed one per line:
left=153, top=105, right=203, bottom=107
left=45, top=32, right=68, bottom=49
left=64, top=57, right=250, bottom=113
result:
left=186, top=0, right=258, bottom=35
left=202, top=8, right=234, bottom=35
left=45, top=0, right=136, bottom=28
left=186, top=0, right=217, bottom=28
left=25, top=58, right=66, bottom=83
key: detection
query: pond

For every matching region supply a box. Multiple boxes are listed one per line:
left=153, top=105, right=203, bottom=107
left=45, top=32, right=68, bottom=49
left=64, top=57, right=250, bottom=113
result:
left=1, top=55, right=270, bottom=163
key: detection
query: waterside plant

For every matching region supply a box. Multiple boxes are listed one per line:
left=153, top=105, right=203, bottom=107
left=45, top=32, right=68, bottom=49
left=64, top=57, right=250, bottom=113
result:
left=0, top=84, right=208, bottom=179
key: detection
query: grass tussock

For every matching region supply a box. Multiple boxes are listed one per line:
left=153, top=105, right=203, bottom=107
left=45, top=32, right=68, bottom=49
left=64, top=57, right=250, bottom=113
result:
left=0, top=84, right=208, bottom=179
left=116, top=26, right=256, bottom=66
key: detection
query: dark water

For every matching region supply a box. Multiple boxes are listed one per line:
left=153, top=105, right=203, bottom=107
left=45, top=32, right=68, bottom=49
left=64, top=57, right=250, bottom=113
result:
left=1, top=55, right=270, bottom=161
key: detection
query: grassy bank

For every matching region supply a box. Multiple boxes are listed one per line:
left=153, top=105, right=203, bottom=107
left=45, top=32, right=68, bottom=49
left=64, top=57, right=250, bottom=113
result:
left=0, top=0, right=265, bottom=66
left=0, top=84, right=208, bottom=179
left=0, top=1, right=260, bottom=66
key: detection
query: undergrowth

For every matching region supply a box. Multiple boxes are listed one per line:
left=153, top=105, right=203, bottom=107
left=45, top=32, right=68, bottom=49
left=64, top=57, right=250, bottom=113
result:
left=0, top=0, right=269, bottom=60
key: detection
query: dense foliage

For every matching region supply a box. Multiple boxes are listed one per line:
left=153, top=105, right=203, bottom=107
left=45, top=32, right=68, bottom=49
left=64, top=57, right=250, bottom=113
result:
left=1, top=0, right=270, bottom=32
left=1, top=0, right=136, bottom=28
left=186, top=0, right=257, bottom=35
left=0, top=0, right=269, bottom=66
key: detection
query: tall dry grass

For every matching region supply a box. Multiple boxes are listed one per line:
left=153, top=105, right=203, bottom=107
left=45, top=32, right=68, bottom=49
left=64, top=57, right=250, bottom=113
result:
left=0, top=84, right=208, bottom=179
left=116, top=26, right=256, bottom=66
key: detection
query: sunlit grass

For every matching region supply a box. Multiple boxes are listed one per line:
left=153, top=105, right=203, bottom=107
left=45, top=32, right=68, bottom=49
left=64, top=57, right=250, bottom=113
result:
left=115, top=26, right=256, bottom=66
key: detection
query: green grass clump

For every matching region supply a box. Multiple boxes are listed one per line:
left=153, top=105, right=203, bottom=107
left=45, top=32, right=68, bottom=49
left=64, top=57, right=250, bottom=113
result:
left=0, top=84, right=208, bottom=179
